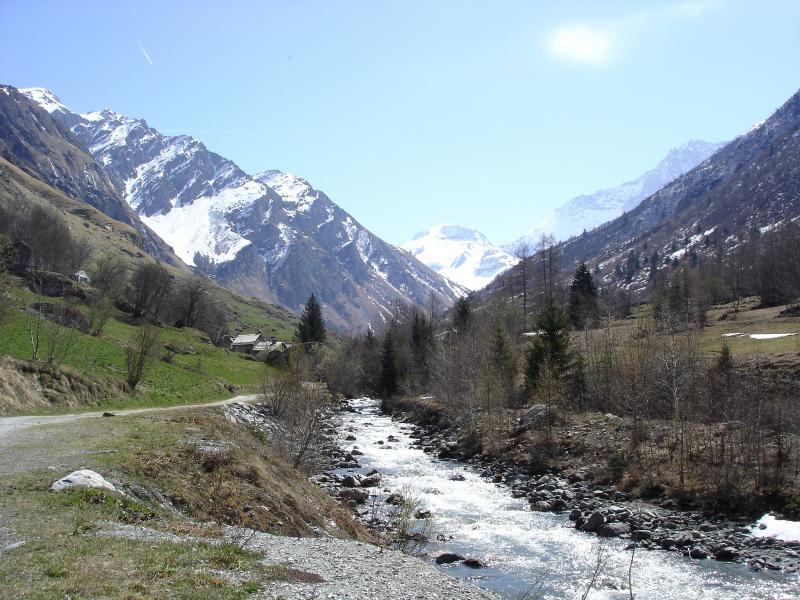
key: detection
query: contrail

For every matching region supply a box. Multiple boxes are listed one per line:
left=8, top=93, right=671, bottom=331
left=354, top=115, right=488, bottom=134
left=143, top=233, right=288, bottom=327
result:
left=137, top=41, right=154, bottom=66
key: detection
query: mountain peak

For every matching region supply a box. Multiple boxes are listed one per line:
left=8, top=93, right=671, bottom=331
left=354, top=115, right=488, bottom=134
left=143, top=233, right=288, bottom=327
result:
left=507, top=138, right=726, bottom=249
left=255, top=170, right=317, bottom=212
left=19, top=87, right=69, bottom=114
left=402, top=225, right=516, bottom=291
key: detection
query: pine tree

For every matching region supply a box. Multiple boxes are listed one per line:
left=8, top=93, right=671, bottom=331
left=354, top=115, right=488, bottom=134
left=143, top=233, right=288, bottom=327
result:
left=452, top=296, right=472, bottom=334
left=410, top=308, right=433, bottom=387
left=296, top=293, right=326, bottom=345
left=524, top=298, right=570, bottom=394
left=568, top=263, right=598, bottom=329
left=379, top=324, right=401, bottom=399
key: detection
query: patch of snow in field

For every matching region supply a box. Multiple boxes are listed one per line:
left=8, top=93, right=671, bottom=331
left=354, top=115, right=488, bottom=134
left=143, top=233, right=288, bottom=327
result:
left=750, top=514, right=800, bottom=542
left=721, top=333, right=797, bottom=340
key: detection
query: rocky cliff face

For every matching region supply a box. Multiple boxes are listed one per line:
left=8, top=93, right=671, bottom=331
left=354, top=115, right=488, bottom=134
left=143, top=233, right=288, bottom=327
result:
left=0, top=86, right=181, bottom=265
left=22, top=87, right=464, bottom=330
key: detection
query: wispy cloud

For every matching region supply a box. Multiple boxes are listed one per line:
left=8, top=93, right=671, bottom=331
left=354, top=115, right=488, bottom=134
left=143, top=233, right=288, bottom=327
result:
left=544, top=1, right=716, bottom=67
left=137, top=41, right=154, bottom=66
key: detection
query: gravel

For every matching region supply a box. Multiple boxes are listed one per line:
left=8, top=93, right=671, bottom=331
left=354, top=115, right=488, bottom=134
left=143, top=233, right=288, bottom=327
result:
left=236, top=529, right=499, bottom=599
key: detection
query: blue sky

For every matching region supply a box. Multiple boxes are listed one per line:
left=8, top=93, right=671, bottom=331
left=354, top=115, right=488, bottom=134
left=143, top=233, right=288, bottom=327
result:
left=1, top=0, right=799, bottom=245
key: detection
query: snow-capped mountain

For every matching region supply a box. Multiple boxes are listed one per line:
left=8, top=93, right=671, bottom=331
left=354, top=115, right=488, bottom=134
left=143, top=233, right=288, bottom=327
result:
left=22, top=87, right=464, bottom=331
left=0, top=86, right=180, bottom=265
left=507, top=140, right=725, bottom=249
left=401, top=225, right=516, bottom=290
left=485, top=86, right=800, bottom=300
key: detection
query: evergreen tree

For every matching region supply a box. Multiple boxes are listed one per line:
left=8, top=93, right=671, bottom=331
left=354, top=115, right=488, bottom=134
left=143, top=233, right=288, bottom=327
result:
left=524, top=298, right=571, bottom=394
left=452, top=296, right=472, bottom=334
left=296, top=293, right=326, bottom=345
left=568, top=263, right=598, bottom=329
left=490, top=327, right=515, bottom=382
left=379, top=324, right=401, bottom=399
left=410, top=308, right=433, bottom=387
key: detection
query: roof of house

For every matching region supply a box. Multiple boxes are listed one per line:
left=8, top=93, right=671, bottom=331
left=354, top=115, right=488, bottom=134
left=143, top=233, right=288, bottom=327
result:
left=231, top=333, right=261, bottom=346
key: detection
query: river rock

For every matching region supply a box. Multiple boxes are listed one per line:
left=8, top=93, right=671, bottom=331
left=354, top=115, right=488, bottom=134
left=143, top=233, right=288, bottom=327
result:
left=715, top=547, right=740, bottom=561
left=582, top=511, right=606, bottom=533
left=386, top=493, right=404, bottom=505
left=449, top=473, right=466, bottom=481
left=631, top=529, right=653, bottom=540
left=532, top=501, right=552, bottom=512
left=361, top=473, right=382, bottom=487
left=340, top=489, right=369, bottom=504
left=50, top=470, right=115, bottom=492
left=435, top=552, right=464, bottom=565
left=599, top=522, right=631, bottom=537
left=342, top=475, right=361, bottom=488
left=462, top=558, right=485, bottom=568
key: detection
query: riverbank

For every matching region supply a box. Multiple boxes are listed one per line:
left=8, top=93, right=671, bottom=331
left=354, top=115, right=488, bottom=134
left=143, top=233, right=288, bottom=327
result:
left=380, top=395, right=800, bottom=575
left=313, top=397, right=799, bottom=599
left=0, top=399, right=498, bottom=598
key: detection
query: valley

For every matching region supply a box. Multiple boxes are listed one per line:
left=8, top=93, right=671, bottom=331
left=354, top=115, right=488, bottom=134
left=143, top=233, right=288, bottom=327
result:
left=2, top=3, right=800, bottom=598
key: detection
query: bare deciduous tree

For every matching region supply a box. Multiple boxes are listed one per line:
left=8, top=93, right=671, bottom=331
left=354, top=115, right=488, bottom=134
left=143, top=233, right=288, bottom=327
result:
left=129, top=262, right=172, bottom=320
left=124, top=324, right=161, bottom=391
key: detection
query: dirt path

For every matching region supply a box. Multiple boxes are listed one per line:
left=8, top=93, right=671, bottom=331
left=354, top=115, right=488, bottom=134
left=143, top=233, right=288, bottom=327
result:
left=0, top=394, right=258, bottom=445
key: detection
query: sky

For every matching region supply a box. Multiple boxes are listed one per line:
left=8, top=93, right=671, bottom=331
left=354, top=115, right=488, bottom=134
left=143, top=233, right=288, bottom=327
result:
left=1, top=0, right=799, bottom=246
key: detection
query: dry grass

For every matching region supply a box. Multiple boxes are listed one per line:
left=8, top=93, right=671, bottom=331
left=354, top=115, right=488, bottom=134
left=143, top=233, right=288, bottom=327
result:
left=0, top=406, right=372, bottom=598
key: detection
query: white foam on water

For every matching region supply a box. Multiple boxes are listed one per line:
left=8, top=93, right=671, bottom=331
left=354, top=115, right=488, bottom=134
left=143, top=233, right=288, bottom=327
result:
left=334, top=398, right=800, bottom=599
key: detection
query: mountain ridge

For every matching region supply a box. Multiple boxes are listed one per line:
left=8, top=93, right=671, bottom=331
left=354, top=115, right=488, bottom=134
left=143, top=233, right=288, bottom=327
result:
left=506, top=139, right=726, bottom=249
left=21, top=87, right=464, bottom=330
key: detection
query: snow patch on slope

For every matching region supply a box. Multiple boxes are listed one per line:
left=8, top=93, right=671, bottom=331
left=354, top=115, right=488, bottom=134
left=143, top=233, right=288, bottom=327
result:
left=141, top=180, right=264, bottom=264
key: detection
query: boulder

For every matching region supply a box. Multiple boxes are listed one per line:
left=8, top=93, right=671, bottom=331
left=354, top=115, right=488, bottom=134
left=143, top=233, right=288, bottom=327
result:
left=689, top=547, right=708, bottom=560
left=515, top=404, right=552, bottom=434
left=50, top=470, right=115, bottom=492
left=462, top=558, right=485, bottom=568
left=342, top=475, right=361, bottom=488
left=385, top=493, right=404, bottom=506
left=340, top=489, right=369, bottom=504
left=714, top=547, right=740, bottom=562
left=449, top=473, right=466, bottom=482
left=598, top=522, right=631, bottom=537
left=631, top=530, right=653, bottom=541
left=360, top=474, right=382, bottom=487
left=582, top=511, right=606, bottom=533
left=435, top=552, right=465, bottom=565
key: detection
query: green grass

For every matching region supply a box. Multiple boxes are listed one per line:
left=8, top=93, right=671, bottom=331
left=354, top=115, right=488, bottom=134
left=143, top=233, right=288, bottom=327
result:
left=0, top=285, right=289, bottom=414
left=0, top=410, right=366, bottom=598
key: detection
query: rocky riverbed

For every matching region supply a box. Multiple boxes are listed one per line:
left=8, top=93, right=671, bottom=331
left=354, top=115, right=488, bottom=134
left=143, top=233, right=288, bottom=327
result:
left=387, top=404, right=800, bottom=574
left=313, top=397, right=800, bottom=599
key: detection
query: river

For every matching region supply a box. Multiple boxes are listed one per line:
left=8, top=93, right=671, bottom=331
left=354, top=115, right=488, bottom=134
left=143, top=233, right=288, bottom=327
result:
left=333, top=398, right=799, bottom=599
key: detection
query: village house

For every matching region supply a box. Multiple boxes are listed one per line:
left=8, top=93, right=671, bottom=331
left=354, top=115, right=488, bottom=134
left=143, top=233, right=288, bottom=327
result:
left=230, top=332, right=262, bottom=353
